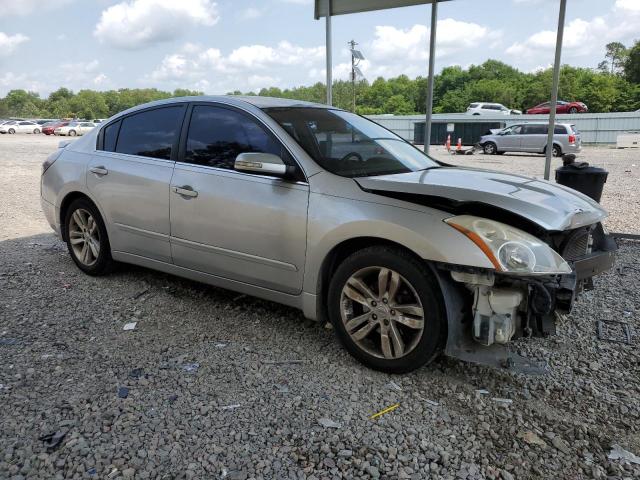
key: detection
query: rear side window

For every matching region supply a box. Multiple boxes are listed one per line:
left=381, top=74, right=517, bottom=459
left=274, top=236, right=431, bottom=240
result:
left=183, top=105, right=283, bottom=170
left=523, top=125, right=547, bottom=134
left=469, top=103, right=479, bottom=108
left=116, top=106, right=185, bottom=160
left=102, top=120, right=121, bottom=152
left=554, top=125, right=567, bottom=134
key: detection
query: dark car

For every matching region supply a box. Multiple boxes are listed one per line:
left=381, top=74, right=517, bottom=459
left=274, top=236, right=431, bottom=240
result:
left=42, top=121, right=69, bottom=135
left=526, top=100, right=588, bottom=115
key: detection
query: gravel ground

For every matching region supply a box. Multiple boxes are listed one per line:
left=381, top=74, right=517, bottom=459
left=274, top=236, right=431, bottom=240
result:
left=1, top=134, right=639, bottom=480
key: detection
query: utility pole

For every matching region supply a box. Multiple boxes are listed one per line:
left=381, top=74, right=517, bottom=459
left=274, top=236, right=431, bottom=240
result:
left=348, top=40, right=365, bottom=113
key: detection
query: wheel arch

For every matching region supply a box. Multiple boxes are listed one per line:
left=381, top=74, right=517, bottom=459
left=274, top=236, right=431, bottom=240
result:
left=59, top=191, right=105, bottom=241
left=314, top=236, right=437, bottom=325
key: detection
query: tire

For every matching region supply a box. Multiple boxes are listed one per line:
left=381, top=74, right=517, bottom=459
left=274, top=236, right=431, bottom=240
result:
left=483, top=142, right=497, bottom=155
left=8, top=128, right=15, bottom=134
left=34, top=128, right=40, bottom=134
left=68, top=130, right=77, bottom=137
left=552, top=145, right=562, bottom=157
left=63, top=198, right=114, bottom=276
left=327, top=246, right=446, bottom=374
left=568, top=107, right=578, bottom=114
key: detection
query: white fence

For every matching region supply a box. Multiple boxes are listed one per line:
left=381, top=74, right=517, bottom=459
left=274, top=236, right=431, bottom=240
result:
left=367, top=112, right=640, bottom=145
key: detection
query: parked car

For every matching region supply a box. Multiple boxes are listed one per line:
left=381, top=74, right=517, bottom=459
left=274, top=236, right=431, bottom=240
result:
left=526, top=100, right=588, bottom=114
left=92, top=119, right=106, bottom=124
left=0, top=120, right=42, bottom=134
left=54, top=122, right=95, bottom=136
left=42, top=121, right=69, bottom=136
left=466, top=102, right=521, bottom=115
left=40, top=96, right=616, bottom=373
left=479, top=122, right=581, bottom=157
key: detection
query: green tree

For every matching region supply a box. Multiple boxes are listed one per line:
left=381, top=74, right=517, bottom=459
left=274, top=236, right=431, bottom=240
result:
left=601, top=42, right=628, bottom=75
left=624, top=40, right=640, bottom=84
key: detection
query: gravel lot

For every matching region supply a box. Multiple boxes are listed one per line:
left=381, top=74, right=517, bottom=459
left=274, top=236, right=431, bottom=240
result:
left=1, top=134, right=639, bottom=480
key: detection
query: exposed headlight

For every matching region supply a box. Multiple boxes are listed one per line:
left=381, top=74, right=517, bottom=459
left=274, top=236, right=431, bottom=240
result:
left=445, top=215, right=572, bottom=275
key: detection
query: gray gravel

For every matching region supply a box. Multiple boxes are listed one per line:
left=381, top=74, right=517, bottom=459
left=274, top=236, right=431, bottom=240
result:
left=1, top=134, right=639, bottom=479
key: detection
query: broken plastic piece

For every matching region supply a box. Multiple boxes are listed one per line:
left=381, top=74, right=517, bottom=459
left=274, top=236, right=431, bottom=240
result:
left=123, top=322, right=137, bottom=331
left=386, top=381, right=402, bottom=391
left=608, top=444, right=640, bottom=464
left=39, top=429, right=69, bottom=452
left=117, top=387, right=129, bottom=399
left=370, top=403, right=400, bottom=420
left=219, top=404, right=241, bottom=410
left=491, top=398, right=513, bottom=404
left=182, top=363, right=200, bottom=373
left=318, top=417, right=342, bottom=428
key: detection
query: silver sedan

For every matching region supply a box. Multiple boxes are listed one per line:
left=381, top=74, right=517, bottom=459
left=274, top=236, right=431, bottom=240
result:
left=40, top=96, right=615, bottom=373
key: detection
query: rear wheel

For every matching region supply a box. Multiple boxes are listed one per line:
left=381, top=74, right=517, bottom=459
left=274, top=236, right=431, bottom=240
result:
left=8, top=128, right=15, bottom=134
left=68, top=130, right=77, bottom=137
left=569, top=107, right=578, bottom=114
left=327, top=246, right=446, bottom=373
left=33, top=128, right=40, bottom=134
left=64, top=198, right=114, bottom=276
left=483, top=142, right=497, bottom=155
left=552, top=144, right=562, bottom=157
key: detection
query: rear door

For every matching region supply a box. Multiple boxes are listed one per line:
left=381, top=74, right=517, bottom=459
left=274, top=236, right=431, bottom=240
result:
left=521, top=124, right=547, bottom=152
left=169, top=103, right=309, bottom=294
left=87, top=104, right=186, bottom=263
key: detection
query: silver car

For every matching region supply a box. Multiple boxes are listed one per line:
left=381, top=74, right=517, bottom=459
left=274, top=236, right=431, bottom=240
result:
left=40, top=96, right=616, bottom=373
left=480, top=122, right=581, bottom=157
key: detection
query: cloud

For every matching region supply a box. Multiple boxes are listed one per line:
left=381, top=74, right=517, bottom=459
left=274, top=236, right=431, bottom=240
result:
left=239, top=7, right=262, bottom=20
left=0, top=33, right=29, bottom=56
left=506, top=3, right=640, bottom=66
left=615, top=0, right=640, bottom=13
left=94, top=0, right=219, bottom=50
left=0, top=0, right=74, bottom=17
left=147, top=41, right=324, bottom=92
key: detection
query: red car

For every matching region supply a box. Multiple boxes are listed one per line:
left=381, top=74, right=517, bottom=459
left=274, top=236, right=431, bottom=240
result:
left=526, top=100, right=588, bottom=114
left=41, top=121, right=69, bottom=135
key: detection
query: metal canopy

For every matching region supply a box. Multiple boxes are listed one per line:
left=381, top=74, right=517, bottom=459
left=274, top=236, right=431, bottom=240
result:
left=314, top=0, right=449, bottom=18
left=315, top=0, right=567, bottom=175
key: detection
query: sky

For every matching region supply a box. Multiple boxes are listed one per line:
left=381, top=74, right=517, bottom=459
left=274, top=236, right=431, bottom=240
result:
left=0, top=0, right=639, bottom=98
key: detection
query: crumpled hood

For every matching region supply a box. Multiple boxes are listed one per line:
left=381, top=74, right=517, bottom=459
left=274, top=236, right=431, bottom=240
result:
left=355, top=167, right=607, bottom=231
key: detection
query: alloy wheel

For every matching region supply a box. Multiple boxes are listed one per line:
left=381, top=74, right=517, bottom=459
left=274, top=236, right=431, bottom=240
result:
left=339, top=266, right=425, bottom=360
left=68, top=208, right=100, bottom=266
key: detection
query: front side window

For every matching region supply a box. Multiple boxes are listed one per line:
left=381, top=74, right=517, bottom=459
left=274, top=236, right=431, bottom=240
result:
left=116, top=106, right=185, bottom=160
left=265, top=107, right=439, bottom=178
left=183, top=105, right=284, bottom=170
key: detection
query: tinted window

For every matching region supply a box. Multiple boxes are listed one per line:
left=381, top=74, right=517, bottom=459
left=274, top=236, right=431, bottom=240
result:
left=469, top=103, right=479, bottom=108
left=184, top=105, right=283, bottom=170
left=523, top=125, right=547, bottom=134
left=102, top=120, right=121, bottom=152
left=116, top=106, right=185, bottom=160
left=554, top=125, right=567, bottom=134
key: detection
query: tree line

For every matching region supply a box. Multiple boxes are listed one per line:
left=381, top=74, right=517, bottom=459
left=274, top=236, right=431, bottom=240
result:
left=1, top=41, right=639, bottom=119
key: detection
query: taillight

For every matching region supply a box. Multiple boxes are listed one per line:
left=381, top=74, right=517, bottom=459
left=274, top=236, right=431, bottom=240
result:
left=568, top=134, right=576, bottom=144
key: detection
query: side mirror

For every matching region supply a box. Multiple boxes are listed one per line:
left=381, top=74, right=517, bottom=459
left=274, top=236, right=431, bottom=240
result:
left=234, top=152, right=295, bottom=178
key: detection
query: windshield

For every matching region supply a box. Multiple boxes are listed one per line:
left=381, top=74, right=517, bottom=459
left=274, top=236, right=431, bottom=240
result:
left=264, top=107, right=439, bottom=178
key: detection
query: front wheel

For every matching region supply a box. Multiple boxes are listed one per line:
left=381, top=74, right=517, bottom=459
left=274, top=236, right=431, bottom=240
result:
left=34, top=128, right=41, bottom=134
left=483, top=142, right=497, bottom=155
left=8, top=128, right=15, bottom=134
left=569, top=107, right=578, bottom=114
left=327, top=246, right=446, bottom=373
left=68, top=130, right=77, bottom=137
left=64, top=198, right=114, bottom=276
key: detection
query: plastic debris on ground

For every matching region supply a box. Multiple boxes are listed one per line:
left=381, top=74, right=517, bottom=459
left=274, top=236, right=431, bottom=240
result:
left=263, top=359, right=303, bottom=365
left=519, top=431, right=548, bottom=447
left=386, top=381, right=402, bottom=391
left=128, top=368, right=144, bottom=379
left=608, top=444, right=640, bottom=464
left=0, top=338, right=19, bottom=345
left=117, top=387, right=129, bottom=399
left=39, top=429, right=69, bottom=452
left=182, top=362, right=200, bottom=373
left=370, top=403, right=400, bottom=420
left=123, top=322, right=137, bottom=331
left=476, top=389, right=490, bottom=395
left=219, top=404, right=241, bottom=410
left=318, top=417, right=342, bottom=428
left=491, top=397, right=513, bottom=404
left=424, top=399, right=440, bottom=407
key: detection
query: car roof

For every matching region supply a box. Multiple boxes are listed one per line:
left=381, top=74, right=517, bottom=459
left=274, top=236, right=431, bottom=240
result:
left=510, top=122, right=573, bottom=127
left=113, top=96, right=337, bottom=120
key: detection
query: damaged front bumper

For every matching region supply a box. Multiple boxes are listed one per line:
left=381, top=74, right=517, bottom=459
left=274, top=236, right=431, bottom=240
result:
left=437, top=227, right=617, bottom=372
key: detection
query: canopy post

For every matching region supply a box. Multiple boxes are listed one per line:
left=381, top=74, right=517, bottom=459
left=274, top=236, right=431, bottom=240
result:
left=424, top=0, right=438, bottom=154
left=544, top=0, right=567, bottom=180
left=325, top=0, right=333, bottom=105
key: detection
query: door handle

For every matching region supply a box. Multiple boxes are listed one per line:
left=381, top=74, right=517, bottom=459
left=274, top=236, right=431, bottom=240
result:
left=172, top=186, right=198, bottom=198
left=90, top=166, right=108, bottom=176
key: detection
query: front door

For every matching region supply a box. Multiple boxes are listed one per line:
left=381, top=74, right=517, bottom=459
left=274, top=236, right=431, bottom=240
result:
left=170, top=104, right=309, bottom=294
left=87, top=105, right=186, bottom=263
left=498, top=125, right=523, bottom=151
